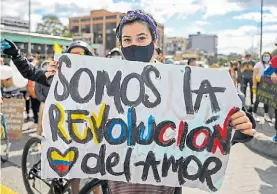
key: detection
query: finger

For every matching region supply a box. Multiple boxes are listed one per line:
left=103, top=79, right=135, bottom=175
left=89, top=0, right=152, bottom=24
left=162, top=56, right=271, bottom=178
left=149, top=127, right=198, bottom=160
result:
left=240, top=129, right=256, bottom=136
left=231, top=116, right=249, bottom=126
left=233, top=122, right=252, bottom=131
left=230, top=111, right=245, bottom=120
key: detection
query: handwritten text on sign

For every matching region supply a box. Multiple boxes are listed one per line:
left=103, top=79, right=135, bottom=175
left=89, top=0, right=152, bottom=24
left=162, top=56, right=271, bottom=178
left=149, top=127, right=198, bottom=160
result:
left=42, top=54, right=241, bottom=192
left=257, top=76, right=277, bottom=109
left=1, top=98, right=25, bottom=140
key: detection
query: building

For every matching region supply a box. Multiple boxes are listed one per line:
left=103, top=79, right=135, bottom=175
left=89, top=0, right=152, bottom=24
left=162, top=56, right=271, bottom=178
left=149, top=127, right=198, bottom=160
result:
left=173, top=50, right=200, bottom=61
left=69, top=9, right=164, bottom=54
left=1, top=30, right=72, bottom=57
left=187, top=32, right=218, bottom=57
left=164, top=37, right=187, bottom=55
left=1, top=16, right=29, bottom=32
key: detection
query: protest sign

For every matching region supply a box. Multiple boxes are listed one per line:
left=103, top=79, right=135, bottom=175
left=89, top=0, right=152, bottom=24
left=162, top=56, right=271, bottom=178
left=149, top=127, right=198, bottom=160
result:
left=41, top=54, right=241, bottom=192
left=1, top=98, right=25, bottom=140
left=257, top=76, right=277, bottom=109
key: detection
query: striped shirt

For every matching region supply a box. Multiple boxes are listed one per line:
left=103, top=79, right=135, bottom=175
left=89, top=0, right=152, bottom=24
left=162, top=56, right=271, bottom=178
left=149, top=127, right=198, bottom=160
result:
left=108, top=181, right=176, bottom=194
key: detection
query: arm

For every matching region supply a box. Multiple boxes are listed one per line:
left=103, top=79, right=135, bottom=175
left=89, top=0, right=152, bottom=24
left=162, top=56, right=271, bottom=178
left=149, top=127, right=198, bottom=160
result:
left=1, top=39, right=51, bottom=86
left=231, top=91, right=256, bottom=145
left=231, top=110, right=255, bottom=145
left=12, top=54, right=49, bottom=86
left=252, top=68, right=259, bottom=89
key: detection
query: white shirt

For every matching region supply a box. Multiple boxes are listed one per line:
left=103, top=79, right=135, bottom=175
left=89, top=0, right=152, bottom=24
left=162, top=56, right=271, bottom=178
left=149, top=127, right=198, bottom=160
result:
left=254, top=62, right=266, bottom=77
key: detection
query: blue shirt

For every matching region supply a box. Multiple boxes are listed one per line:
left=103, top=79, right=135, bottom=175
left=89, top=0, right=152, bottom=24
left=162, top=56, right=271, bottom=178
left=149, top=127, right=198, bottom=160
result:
left=263, top=64, right=277, bottom=76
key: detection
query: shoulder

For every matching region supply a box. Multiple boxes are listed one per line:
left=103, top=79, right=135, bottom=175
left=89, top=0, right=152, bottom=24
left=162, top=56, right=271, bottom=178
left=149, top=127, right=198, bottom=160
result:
left=254, top=62, right=262, bottom=68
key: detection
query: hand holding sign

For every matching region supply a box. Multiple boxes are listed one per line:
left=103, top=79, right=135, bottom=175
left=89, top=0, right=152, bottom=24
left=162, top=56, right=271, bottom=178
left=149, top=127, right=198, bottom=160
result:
left=42, top=54, right=243, bottom=192
left=45, top=61, right=59, bottom=78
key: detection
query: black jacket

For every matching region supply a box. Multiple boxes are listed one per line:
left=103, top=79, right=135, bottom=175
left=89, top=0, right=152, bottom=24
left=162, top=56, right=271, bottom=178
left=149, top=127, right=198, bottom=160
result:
left=35, top=82, right=50, bottom=103
left=12, top=53, right=254, bottom=144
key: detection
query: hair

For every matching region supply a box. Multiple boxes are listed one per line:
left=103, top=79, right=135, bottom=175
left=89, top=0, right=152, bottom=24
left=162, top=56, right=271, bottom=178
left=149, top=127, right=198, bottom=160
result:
left=230, top=61, right=239, bottom=67
left=155, top=47, right=163, bottom=55
left=116, top=10, right=158, bottom=43
left=262, top=52, right=272, bottom=61
left=245, top=54, right=251, bottom=58
left=188, top=58, right=196, bottom=65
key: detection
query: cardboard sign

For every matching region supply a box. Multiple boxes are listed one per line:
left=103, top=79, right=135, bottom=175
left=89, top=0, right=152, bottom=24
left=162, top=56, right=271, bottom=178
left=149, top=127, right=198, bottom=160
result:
left=42, top=54, right=241, bottom=192
left=1, top=98, right=25, bottom=140
left=257, top=76, right=277, bottom=109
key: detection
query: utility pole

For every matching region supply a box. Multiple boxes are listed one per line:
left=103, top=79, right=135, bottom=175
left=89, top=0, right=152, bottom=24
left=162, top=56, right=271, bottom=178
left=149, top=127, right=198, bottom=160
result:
left=28, top=0, right=31, bottom=54
left=260, top=0, right=263, bottom=58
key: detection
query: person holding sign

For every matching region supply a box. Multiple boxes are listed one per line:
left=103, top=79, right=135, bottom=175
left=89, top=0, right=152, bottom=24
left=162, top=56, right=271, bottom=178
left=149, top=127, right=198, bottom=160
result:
left=74, top=9, right=260, bottom=194
left=0, top=40, right=100, bottom=194
left=263, top=56, right=277, bottom=142
left=252, top=52, right=272, bottom=122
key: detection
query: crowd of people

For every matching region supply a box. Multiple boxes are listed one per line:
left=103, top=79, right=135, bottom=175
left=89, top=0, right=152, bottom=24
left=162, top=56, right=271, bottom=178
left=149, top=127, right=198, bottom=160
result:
left=0, top=8, right=275, bottom=194
left=228, top=52, right=277, bottom=142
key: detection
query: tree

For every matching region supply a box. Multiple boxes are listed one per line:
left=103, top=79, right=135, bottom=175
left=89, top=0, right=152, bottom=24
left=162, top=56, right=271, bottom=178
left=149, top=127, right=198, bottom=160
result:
left=36, top=15, right=68, bottom=37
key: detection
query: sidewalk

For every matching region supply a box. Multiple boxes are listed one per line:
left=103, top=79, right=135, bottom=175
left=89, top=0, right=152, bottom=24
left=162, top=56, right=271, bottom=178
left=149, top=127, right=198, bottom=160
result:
left=245, top=107, right=277, bottom=159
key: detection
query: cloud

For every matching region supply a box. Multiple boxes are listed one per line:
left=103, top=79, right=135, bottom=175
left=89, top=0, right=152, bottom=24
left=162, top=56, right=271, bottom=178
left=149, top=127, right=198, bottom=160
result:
left=164, top=28, right=175, bottom=35
left=217, top=25, right=277, bottom=54
left=139, top=0, right=202, bottom=23
left=264, top=25, right=277, bottom=31
left=195, top=21, right=210, bottom=26
left=200, top=0, right=243, bottom=18
left=233, top=7, right=277, bottom=23
left=227, top=0, right=277, bottom=8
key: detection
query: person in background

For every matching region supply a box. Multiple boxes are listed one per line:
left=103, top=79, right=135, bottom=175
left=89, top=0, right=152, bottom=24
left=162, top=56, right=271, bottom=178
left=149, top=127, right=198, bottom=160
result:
left=0, top=65, right=27, bottom=99
left=154, top=47, right=165, bottom=63
left=108, top=48, right=123, bottom=59
left=252, top=52, right=272, bottom=122
left=27, top=55, right=41, bottom=129
left=1, top=39, right=100, bottom=194
left=263, top=56, right=277, bottom=142
left=241, top=54, right=255, bottom=105
left=229, top=61, right=239, bottom=87
left=187, top=58, right=197, bottom=66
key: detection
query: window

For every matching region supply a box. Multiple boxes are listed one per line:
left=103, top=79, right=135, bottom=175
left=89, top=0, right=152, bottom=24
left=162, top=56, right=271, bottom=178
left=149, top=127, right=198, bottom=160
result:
left=106, top=34, right=116, bottom=51
left=106, top=15, right=117, bottom=19
left=106, top=22, right=116, bottom=33
left=81, top=18, right=91, bottom=22
left=93, top=24, right=103, bottom=33
left=70, top=26, right=79, bottom=33
left=93, top=17, right=103, bottom=21
left=82, top=24, right=90, bottom=33
left=94, top=33, right=103, bottom=44
left=72, top=19, right=79, bottom=23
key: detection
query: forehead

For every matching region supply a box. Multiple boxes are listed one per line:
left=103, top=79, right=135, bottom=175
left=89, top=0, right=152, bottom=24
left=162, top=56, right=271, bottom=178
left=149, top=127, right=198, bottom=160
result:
left=70, top=47, right=85, bottom=53
left=121, top=22, right=151, bottom=36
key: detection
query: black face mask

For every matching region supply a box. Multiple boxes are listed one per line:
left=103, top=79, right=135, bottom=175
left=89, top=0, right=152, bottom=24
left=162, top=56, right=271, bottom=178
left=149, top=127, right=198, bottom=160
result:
left=121, top=42, right=154, bottom=62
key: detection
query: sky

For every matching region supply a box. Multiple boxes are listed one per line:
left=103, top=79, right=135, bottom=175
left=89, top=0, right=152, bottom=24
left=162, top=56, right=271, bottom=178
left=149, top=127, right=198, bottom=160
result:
left=1, top=0, right=277, bottom=54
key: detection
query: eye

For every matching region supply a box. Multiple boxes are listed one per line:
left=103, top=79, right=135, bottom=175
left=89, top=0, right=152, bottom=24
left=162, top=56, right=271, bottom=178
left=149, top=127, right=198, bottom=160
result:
left=123, top=39, right=131, bottom=43
left=138, top=36, right=146, bottom=41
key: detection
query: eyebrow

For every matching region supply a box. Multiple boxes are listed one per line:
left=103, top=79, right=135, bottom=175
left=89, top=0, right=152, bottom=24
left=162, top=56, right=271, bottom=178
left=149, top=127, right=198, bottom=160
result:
left=137, top=33, right=148, bottom=36
left=122, top=35, right=131, bottom=38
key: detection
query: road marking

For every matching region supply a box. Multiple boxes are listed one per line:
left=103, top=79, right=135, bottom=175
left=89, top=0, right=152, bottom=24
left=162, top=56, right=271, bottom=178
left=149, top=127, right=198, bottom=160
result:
left=0, top=184, right=18, bottom=194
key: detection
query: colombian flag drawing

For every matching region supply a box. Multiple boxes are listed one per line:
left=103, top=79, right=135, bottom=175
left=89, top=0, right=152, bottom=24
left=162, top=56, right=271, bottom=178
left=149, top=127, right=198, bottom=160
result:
left=47, top=147, right=79, bottom=177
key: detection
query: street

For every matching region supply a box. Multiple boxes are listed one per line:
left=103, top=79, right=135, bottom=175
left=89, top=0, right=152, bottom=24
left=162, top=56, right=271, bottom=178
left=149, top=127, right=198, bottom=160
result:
left=1, top=120, right=277, bottom=194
